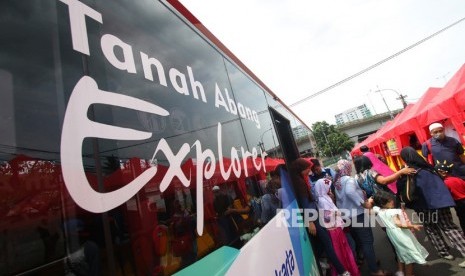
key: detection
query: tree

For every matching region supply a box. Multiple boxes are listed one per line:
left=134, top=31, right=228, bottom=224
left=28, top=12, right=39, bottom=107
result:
left=312, top=121, right=354, bottom=157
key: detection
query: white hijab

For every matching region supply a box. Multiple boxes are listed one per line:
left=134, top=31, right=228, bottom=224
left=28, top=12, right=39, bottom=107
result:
left=315, top=178, right=344, bottom=228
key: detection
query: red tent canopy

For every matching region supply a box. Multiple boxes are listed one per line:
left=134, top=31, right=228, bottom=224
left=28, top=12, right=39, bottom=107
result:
left=351, top=143, right=362, bottom=156
left=389, top=104, right=414, bottom=137
left=452, top=66, right=465, bottom=111
left=377, top=108, right=413, bottom=142
left=389, top=87, right=441, bottom=142
left=454, top=84, right=465, bottom=110
left=263, top=157, right=285, bottom=172
left=415, top=64, right=465, bottom=126
left=369, top=121, right=393, bottom=148
left=351, top=130, right=379, bottom=155
left=352, top=63, right=465, bottom=155
left=391, top=104, right=422, bottom=140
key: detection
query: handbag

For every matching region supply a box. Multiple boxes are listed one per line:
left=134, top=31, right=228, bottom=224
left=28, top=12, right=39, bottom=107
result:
left=402, top=175, right=416, bottom=203
left=398, top=169, right=420, bottom=203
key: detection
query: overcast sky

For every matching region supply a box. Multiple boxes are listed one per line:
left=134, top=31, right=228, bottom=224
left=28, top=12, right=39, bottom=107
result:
left=179, top=0, right=465, bottom=127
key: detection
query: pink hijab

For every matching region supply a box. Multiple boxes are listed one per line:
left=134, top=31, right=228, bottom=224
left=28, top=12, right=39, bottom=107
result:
left=335, top=159, right=352, bottom=191
left=364, top=152, right=397, bottom=193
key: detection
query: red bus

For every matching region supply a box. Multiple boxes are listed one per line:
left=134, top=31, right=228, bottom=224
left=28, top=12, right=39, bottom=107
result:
left=0, top=0, right=318, bottom=275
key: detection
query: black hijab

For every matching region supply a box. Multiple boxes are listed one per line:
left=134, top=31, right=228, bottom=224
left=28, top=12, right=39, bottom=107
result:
left=353, top=155, right=373, bottom=174
left=400, top=146, right=434, bottom=171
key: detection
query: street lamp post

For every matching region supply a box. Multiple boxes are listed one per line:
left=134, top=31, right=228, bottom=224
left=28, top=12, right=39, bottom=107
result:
left=374, top=88, right=408, bottom=109
left=375, top=89, right=394, bottom=119
left=365, top=92, right=378, bottom=115
left=259, top=126, right=277, bottom=157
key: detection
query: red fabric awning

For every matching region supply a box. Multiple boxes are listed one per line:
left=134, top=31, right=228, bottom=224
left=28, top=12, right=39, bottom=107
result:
left=415, top=64, right=465, bottom=126
left=350, top=63, right=465, bottom=156
left=369, top=121, right=393, bottom=147
left=391, top=87, right=440, bottom=139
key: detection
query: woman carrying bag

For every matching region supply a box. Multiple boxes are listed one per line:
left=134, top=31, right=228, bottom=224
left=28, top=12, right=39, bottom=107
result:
left=398, top=147, right=465, bottom=267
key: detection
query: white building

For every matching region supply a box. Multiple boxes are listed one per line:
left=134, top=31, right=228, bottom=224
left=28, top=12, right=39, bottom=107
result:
left=292, top=125, right=311, bottom=140
left=335, top=104, right=372, bottom=125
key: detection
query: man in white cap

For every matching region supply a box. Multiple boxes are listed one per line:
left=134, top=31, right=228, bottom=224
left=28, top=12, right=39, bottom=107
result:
left=422, top=122, right=465, bottom=179
left=212, top=185, right=250, bottom=246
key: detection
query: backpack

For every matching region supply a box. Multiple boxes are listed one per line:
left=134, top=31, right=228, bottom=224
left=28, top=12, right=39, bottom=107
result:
left=357, top=170, right=392, bottom=198
left=358, top=171, right=379, bottom=198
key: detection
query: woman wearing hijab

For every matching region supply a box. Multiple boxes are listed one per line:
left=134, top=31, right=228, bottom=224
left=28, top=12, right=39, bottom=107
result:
left=315, top=178, right=360, bottom=276
left=361, top=145, right=399, bottom=194
left=334, top=159, right=391, bottom=276
left=399, top=147, right=465, bottom=267
left=290, top=158, right=350, bottom=276
left=354, top=155, right=415, bottom=200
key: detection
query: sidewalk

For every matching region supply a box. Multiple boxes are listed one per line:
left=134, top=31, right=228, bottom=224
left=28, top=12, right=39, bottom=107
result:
left=357, top=208, right=465, bottom=276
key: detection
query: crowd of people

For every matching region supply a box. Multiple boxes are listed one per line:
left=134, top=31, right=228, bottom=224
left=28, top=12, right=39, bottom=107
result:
left=288, top=122, right=465, bottom=276
left=207, top=122, right=465, bottom=276
left=211, top=167, right=285, bottom=248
